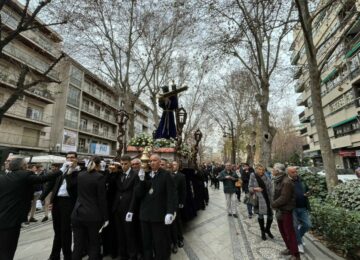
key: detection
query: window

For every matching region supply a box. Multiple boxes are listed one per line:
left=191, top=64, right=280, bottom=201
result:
left=80, top=118, right=87, bottom=130
left=65, top=107, right=78, bottom=129
left=70, top=65, right=82, bottom=87
left=67, top=86, right=80, bottom=107
left=78, top=138, right=86, bottom=153
left=21, top=128, right=39, bottom=147
left=82, top=99, right=89, bottom=111
left=104, top=109, right=110, bottom=120
left=93, top=122, right=99, bottom=135
left=26, top=105, right=43, bottom=121
left=103, top=126, right=109, bottom=137
left=334, top=119, right=359, bottom=138
left=94, top=104, right=101, bottom=116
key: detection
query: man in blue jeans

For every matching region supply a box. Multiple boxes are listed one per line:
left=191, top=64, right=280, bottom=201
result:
left=288, top=167, right=312, bottom=254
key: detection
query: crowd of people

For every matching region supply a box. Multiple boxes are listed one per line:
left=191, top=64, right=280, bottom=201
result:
left=204, top=161, right=310, bottom=260
left=0, top=151, right=311, bottom=260
left=0, top=152, right=211, bottom=260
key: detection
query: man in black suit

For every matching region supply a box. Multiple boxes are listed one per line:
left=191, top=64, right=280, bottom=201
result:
left=112, top=155, right=140, bottom=260
left=126, top=154, right=177, bottom=260
left=170, top=161, right=186, bottom=253
left=0, top=157, right=65, bottom=260
left=40, top=152, right=81, bottom=260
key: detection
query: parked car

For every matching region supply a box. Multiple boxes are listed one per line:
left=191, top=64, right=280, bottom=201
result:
left=316, top=169, right=357, bottom=183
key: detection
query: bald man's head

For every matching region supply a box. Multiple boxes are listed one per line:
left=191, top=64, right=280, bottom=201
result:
left=150, top=154, right=161, bottom=171
left=287, top=166, right=298, bottom=179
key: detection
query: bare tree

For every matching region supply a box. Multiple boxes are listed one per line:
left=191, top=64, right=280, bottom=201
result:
left=207, top=69, right=257, bottom=163
left=0, top=0, right=66, bottom=123
left=205, top=0, right=294, bottom=167
left=294, top=0, right=359, bottom=190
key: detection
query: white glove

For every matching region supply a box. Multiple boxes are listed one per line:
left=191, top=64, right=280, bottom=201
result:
left=164, top=214, right=174, bottom=225
left=204, top=182, right=208, bottom=188
left=60, top=161, right=72, bottom=173
left=138, top=169, right=145, bottom=181
left=125, top=212, right=133, bottom=222
left=179, top=204, right=184, bottom=209
left=99, top=220, right=109, bottom=233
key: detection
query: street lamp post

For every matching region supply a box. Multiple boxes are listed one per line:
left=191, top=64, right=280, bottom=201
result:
left=223, top=120, right=236, bottom=164
left=175, top=107, right=187, bottom=158
left=193, top=129, right=203, bottom=167
left=116, top=109, right=129, bottom=158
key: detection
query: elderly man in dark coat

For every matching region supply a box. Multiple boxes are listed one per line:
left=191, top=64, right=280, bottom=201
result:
left=0, top=157, right=65, bottom=260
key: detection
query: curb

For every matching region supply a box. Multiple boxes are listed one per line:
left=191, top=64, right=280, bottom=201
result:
left=304, top=233, right=345, bottom=260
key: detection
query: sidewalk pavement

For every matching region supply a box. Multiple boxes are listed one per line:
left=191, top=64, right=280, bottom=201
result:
left=15, top=186, right=344, bottom=260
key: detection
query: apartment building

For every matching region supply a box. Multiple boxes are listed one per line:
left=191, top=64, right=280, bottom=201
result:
left=0, top=0, right=62, bottom=156
left=51, top=57, right=120, bottom=158
left=0, top=1, right=155, bottom=158
left=292, top=0, right=360, bottom=169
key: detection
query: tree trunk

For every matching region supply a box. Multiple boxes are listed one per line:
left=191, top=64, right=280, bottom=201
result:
left=123, top=97, right=135, bottom=139
left=257, top=83, right=276, bottom=167
left=295, top=0, right=338, bottom=191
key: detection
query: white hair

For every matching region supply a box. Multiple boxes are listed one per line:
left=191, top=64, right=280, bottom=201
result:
left=273, top=163, right=285, bottom=173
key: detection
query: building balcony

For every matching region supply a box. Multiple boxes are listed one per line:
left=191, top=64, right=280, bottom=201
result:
left=0, top=103, right=52, bottom=126
left=300, top=127, right=308, bottom=135
left=302, top=144, right=310, bottom=151
left=79, top=126, right=117, bottom=141
left=298, top=110, right=305, bottom=120
left=291, top=51, right=300, bottom=65
left=294, top=81, right=305, bottom=93
left=293, top=66, right=302, bottom=79
left=0, top=74, right=55, bottom=104
left=296, top=95, right=306, bottom=106
left=0, top=130, right=50, bottom=150
left=81, top=105, right=117, bottom=125
left=1, top=9, right=60, bottom=58
left=2, top=42, right=60, bottom=80
left=300, top=116, right=311, bottom=124
left=82, top=87, right=119, bottom=109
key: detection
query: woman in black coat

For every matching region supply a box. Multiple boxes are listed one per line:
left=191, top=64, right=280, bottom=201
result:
left=71, top=156, right=108, bottom=260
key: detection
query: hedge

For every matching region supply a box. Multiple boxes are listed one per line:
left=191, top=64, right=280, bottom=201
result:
left=310, top=198, right=360, bottom=257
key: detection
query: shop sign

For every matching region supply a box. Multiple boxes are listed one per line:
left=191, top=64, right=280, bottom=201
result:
left=339, top=150, right=356, bottom=157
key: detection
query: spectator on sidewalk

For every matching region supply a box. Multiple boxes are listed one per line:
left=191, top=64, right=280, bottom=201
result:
left=235, top=164, right=242, bottom=202
left=249, top=164, right=273, bottom=240
left=0, top=157, right=64, bottom=260
left=288, top=167, right=312, bottom=254
left=218, top=162, right=239, bottom=218
left=27, top=164, right=44, bottom=224
left=272, top=164, right=300, bottom=260
left=241, top=163, right=255, bottom=218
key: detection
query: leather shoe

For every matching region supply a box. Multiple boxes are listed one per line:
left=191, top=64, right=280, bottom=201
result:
left=280, top=249, right=291, bottom=255
left=171, top=244, right=178, bottom=254
left=178, top=240, right=184, bottom=248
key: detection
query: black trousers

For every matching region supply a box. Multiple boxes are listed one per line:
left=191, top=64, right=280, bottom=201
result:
left=50, top=197, right=74, bottom=260
left=170, top=209, right=184, bottom=245
left=236, top=187, right=241, bottom=201
left=141, top=221, right=170, bottom=260
left=115, top=209, right=138, bottom=260
left=0, top=226, right=21, bottom=260
left=72, top=219, right=102, bottom=260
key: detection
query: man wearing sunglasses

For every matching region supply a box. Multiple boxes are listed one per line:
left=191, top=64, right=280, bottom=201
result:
left=40, top=151, right=81, bottom=260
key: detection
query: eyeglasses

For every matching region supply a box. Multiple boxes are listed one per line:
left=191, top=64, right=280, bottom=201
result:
left=120, top=163, right=129, bottom=165
left=66, top=156, right=76, bottom=159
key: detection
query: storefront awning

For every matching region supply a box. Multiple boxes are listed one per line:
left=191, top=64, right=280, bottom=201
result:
left=345, top=42, right=360, bottom=59
left=321, top=68, right=337, bottom=84
left=331, top=116, right=357, bottom=128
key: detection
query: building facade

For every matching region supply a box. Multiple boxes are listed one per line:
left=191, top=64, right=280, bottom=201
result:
left=0, top=1, right=155, bottom=159
left=292, top=0, right=360, bottom=169
left=0, top=0, right=62, bottom=156
left=51, top=58, right=120, bottom=158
